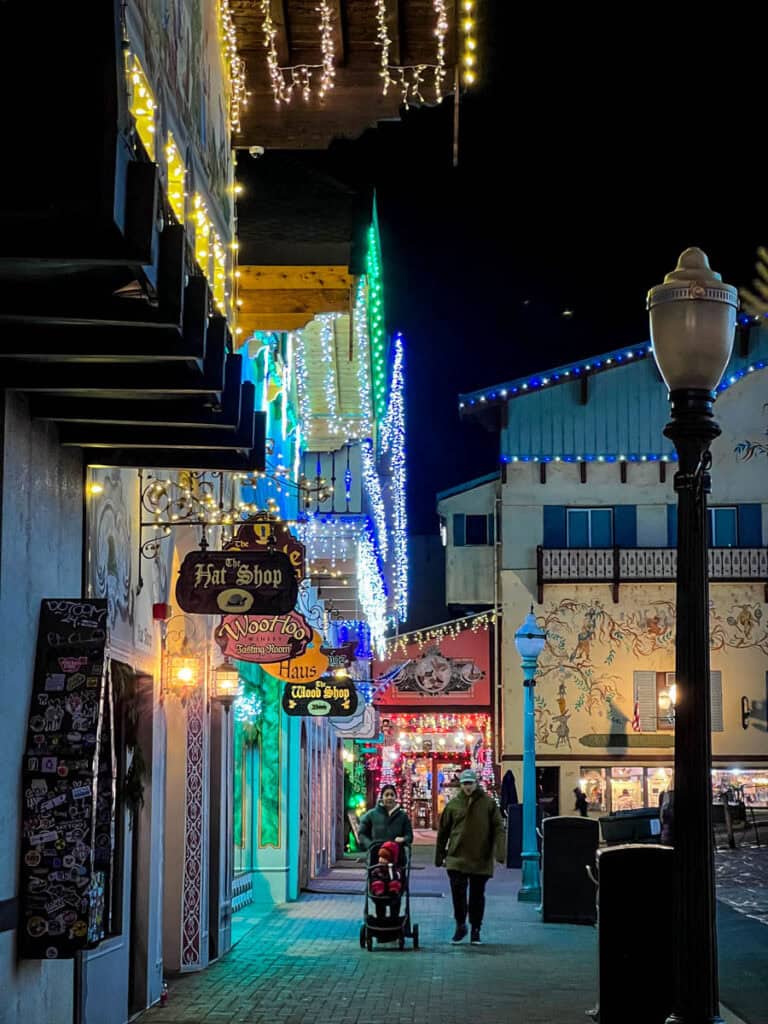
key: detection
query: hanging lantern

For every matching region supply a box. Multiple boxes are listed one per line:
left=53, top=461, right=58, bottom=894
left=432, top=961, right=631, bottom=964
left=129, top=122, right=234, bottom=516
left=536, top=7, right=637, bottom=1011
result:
left=211, top=660, right=241, bottom=713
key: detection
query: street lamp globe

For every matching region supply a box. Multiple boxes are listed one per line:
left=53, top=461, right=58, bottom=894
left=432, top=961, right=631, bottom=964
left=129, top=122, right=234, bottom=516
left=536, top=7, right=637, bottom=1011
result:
left=514, top=608, right=547, bottom=664
left=647, top=247, right=737, bottom=393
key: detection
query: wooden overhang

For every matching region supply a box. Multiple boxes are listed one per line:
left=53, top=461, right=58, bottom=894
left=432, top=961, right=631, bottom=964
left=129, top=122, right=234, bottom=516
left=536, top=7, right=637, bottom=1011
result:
left=231, top=0, right=463, bottom=149
left=0, top=3, right=265, bottom=473
left=236, top=264, right=356, bottom=335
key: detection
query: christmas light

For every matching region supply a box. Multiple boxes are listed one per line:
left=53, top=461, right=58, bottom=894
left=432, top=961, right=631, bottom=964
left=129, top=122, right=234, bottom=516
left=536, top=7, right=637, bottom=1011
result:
left=318, top=313, right=343, bottom=434
left=374, top=0, right=392, bottom=94
left=459, top=346, right=654, bottom=410
left=382, top=333, right=407, bottom=622
left=260, top=0, right=291, bottom=103
left=354, top=279, right=375, bottom=438
left=220, top=0, right=248, bottom=131
left=366, top=223, right=388, bottom=423
left=357, top=523, right=389, bottom=658
left=501, top=452, right=678, bottom=464
left=460, top=0, right=478, bottom=85
left=293, top=331, right=313, bottom=432
left=165, top=135, right=187, bottom=225
left=234, top=690, right=263, bottom=723
left=361, top=439, right=388, bottom=560
left=385, top=611, right=497, bottom=657
left=433, top=0, right=449, bottom=102
left=317, top=1, right=336, bottom=99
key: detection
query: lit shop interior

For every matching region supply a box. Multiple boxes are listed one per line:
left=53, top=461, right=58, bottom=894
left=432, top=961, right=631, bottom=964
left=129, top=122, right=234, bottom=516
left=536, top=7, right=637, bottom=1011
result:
left=374, top=713, right=495, bottom=829
left=579, top=765, right=768, bottom=812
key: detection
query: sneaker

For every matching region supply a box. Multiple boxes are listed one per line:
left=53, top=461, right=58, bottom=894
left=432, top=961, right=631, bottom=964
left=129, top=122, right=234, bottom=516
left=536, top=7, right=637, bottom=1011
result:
left=470, top=928, right=482, bottom=944
left=451, top=924, right=468, bottom=944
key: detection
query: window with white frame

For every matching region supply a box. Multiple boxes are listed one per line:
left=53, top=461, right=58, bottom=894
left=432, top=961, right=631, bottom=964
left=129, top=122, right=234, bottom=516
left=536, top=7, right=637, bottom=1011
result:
left=567, top=507, right=613, bottom=548
left=633, top=670, right=723, bottom=732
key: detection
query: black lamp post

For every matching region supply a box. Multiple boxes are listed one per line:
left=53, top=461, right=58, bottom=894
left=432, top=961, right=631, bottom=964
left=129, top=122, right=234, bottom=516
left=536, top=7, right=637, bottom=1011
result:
left=647, top=248, right=738, bottom=1024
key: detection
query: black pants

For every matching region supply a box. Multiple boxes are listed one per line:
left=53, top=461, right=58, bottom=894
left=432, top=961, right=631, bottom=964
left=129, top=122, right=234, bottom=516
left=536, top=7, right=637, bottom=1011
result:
left=448, top=870, right=489, bottom=928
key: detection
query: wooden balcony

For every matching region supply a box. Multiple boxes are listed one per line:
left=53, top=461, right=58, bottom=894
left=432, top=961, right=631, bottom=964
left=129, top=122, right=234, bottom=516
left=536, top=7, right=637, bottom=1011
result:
left=537, top=546, right=768, bottom=603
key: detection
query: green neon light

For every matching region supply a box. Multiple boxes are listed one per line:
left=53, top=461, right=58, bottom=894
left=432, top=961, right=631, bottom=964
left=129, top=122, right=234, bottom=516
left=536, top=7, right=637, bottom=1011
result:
left=366, top=205, right=387, bottom=424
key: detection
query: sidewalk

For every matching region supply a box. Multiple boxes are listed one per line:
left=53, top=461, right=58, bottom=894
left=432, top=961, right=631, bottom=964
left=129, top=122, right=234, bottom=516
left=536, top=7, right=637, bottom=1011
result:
left=138, top=844, right=765, bottom=1024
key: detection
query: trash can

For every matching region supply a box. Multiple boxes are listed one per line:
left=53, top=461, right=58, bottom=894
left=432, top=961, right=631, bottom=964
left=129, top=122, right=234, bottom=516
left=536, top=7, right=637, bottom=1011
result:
left=599, top=807, right=662, bottom=845
left=541, top=815, right=599, bottom=924
left=596, top=844, right=673, bottom=1024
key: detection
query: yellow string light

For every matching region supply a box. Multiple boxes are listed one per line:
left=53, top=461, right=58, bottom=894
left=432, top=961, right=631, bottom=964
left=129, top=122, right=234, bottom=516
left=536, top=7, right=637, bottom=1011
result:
left=125, top=55, right=156, bottom=160
left=165, top=134, right=187, bottom=225
left=385, top=611, right=498, bottom=657
left=461, top=0, right=478, bottom=85
left=220, top=0, right=248, bottom=131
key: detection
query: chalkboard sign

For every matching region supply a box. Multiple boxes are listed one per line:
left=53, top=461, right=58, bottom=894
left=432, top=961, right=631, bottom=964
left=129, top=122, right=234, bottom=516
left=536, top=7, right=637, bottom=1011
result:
left=19, top=599, right=110, bottom=959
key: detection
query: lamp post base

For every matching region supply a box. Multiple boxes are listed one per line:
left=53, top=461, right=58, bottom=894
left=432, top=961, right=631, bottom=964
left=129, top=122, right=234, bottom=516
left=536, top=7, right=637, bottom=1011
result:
left=517, top=851, right=541, bottom=903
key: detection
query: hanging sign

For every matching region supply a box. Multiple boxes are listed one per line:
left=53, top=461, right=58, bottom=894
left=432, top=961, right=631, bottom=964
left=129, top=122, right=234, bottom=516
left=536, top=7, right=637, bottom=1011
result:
left=19, top=599, right=111, bottom=959
left=175, top=549, right=297, bottom=616
left=260, top=631, right=330, bottom=683
left=320, top=642, right=356, bottom=670
left=282, top=679, right=359, bottom=718
left=214, top=610, right=312, bottom=663
left=224, top=516, right=306, bottom=581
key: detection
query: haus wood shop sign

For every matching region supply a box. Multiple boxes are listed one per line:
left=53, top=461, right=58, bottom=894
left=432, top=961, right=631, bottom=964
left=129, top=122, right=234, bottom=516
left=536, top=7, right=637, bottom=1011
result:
left=260, top=631, right=329, bottom=683
left=175, top=549, right=297, bottom=616
left=224, top=517, right=306, bottom=582
left=19, top=599, right=114, bottom=959
left=215, top=611, right=312, bottom=663
left=282, top=680, right=359, bottom=718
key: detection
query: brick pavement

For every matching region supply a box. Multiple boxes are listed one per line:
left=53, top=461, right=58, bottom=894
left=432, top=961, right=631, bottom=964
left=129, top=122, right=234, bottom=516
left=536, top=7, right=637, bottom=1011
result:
left=139, top=844, right=760, bottom=1024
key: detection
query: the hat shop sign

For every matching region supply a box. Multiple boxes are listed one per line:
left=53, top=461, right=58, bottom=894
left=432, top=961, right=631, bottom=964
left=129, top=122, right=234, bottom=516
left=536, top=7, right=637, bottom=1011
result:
left=282, top=680, right=359, bottom=718
left=175, top=550, right=297, bottom=616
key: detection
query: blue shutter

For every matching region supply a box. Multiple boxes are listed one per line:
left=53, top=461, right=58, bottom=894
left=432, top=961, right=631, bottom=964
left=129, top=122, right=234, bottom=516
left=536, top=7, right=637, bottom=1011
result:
left=453, top=514, right=465, bottom=547
left=667, top=504, right=677, bottom=547
left=614, top=506, right=637, bottom=548
left=487, top=513, right=495, bottom=546
left=543, top=506, right=567, bottom=547
left=737, top=504, right=762, bottom=547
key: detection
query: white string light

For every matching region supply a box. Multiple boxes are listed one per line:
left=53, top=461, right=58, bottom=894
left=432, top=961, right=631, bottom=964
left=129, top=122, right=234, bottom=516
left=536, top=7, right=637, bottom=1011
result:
left=318, top=313, right=343, bottom=434
left=317, top=1, right=336, bottom=99
left=361, top=439, right=388, bottom=561
left=433, top=0, right=449, bottom=103
left=354, top=279, right=374, bottom=438
left=357, top=525, right=389, bottom=658
left=220, top=0, right=248, bottom=130
left=260, top=0, right=291, bottom=103
left=374, top=0, right=392, bottom=94
left=293, top=331, right=313, bottom=434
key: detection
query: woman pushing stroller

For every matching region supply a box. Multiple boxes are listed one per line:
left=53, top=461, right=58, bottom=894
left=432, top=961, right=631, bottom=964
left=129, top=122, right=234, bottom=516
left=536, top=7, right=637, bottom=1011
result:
left=359, top=786, right=414, bottom=924
left=358, top=784, right=414, bottom=852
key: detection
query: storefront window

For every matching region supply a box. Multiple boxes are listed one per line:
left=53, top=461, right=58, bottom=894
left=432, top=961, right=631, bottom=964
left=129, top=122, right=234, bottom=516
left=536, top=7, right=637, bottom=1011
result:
left=711, top=769, right=768, bottom=808
left=646, top=766, right=673, bottom=808
left=579, top=769, right=607, bottom=811
left=609, top=766, right=644, bottom=811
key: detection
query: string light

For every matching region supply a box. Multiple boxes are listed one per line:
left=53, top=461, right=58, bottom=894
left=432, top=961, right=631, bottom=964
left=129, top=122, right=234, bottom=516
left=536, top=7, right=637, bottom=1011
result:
left=317, top=1, right=336, bottom=99
left=357, top=524, right=389, bottom=659
left=220, top=0, right=248, bottom=131
left=361, top=439, right=388, bottom=560
left=234, top=691, right=263, bottom=724
left=165, top=135, right=187, bottom=225
left=354, top=280, right=374, bottom=438
left=366, top=225, right=387, bottom=423
left=459, top=346, right=654, bottom=410
left=293, top=331, right=313, bottom=433
left=460, top=0, right=478, bottom=86
left=385, top=611, right=497, bottom=658
left=260, top=0, right=291, bottom=103
left=374, top=0, right=392, bottom=94
left=502, top=452, right=678, bottom=464
left=382, top=333, right=407, bottom=622
left=318, top=313, right=343, bottom=434
left=433, top=0, right=449, bottom=102
left=125, top=54, right=156, bottom=160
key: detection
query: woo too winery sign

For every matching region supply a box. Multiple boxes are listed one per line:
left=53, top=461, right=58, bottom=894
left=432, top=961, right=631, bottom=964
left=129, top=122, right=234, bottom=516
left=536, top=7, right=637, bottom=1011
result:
left=215, top=611, right=312, bottom=663
left=175, top=549, right=297, bottom=616
left=282, top=680, right=359, bottom=718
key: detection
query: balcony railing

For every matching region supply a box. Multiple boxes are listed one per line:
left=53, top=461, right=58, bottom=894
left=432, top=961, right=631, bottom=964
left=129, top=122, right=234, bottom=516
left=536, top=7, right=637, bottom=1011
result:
left=537, top=546, right=768, bottom=603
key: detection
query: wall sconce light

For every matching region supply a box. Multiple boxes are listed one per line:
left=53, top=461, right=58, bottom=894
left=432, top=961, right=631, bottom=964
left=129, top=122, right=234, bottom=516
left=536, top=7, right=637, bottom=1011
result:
left=741, top=696, right=751, bottom=730
left=210, top=660, right=240, bottom=713
left=658, top=683, right=677, bottom=722
left=161, top=614, right=205, bottom=704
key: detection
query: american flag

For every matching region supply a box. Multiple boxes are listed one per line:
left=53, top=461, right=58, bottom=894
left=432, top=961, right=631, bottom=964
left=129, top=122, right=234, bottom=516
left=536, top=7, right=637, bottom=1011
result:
left=631, top=701, right=641, bottom=732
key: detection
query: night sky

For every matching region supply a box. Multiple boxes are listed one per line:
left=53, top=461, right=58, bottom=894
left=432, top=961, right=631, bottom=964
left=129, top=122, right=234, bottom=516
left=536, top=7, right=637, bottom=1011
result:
left=323, top=6, right=763, bottom=534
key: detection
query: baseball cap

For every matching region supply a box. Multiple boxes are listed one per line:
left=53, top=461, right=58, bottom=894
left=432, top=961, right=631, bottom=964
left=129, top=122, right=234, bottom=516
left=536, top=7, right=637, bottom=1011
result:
left=459, top=769, right=477, bottom=783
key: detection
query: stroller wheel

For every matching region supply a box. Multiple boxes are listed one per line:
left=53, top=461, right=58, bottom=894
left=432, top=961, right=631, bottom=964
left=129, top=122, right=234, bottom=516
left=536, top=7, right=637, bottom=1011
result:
left=359, top=925, right=366, bottom=949
left=412, top=924, right=419, bottom=949
left=366, top=935, right=373, bottom=952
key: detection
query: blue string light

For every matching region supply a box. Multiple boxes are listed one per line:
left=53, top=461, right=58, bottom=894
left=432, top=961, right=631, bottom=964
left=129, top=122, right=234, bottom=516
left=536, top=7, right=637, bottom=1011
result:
left=501, top=453, right=678, bottom=464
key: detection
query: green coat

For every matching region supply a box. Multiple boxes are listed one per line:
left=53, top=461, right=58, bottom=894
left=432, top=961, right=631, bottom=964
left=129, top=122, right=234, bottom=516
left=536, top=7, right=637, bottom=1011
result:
left=358, top=803, right=414, bottom=850
left=435, top=787, right=505, bottom=876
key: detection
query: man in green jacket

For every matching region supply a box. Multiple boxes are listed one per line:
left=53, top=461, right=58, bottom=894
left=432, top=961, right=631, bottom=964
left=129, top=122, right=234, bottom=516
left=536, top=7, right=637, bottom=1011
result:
left=435, top=768, right=505, bottom=944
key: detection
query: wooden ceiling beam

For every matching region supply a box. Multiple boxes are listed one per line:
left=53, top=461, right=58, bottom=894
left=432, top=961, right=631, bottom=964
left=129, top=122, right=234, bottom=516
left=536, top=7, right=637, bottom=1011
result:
left=238, top=266, right=355, bottom=290
left=239, top=287, right=349, bottom=315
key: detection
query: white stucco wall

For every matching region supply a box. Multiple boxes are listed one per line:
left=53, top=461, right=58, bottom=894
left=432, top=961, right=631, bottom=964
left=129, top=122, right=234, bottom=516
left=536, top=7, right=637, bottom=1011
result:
left=437, top=480, right=497, bottom=606
left=0, top=393, right=83, bottom=1024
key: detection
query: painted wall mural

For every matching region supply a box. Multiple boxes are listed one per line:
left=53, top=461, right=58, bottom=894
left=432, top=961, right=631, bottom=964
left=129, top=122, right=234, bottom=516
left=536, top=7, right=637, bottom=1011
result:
left=532, top=591, right=768, bottom=749
left=734, top=402, right=768, bottom=461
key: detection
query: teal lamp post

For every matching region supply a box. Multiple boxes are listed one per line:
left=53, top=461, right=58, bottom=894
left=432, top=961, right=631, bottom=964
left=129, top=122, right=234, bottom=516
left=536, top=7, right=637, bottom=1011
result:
left=515, top=607, right=547, bottom=903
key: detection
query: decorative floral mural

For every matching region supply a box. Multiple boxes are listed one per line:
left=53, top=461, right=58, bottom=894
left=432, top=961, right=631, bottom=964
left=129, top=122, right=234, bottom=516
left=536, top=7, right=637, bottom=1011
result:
left=734, top=402, right=768, bottom=461
left=532, top=592, right=768, bottom=747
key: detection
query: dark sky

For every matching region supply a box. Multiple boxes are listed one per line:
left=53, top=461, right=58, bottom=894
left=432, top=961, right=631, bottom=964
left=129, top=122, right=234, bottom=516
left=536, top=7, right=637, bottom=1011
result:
left=322, top=6, right=763, bottom=533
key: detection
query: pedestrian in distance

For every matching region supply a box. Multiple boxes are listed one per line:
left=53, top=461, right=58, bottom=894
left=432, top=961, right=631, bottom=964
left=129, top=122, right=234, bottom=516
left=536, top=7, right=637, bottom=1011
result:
left=574, top=786, right=589, bottom=817
left=358, top=784, right=414, bottom=852
left=435, top=768, right=505, bottom=945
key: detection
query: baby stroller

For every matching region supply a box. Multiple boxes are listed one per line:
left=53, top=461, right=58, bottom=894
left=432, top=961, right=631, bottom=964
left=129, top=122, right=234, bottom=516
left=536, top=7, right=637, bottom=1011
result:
left=359, top=841, right=419, bottom=951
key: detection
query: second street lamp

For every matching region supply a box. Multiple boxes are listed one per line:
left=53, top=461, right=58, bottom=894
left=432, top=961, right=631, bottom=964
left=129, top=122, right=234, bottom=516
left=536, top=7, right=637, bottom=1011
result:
left=514, top=608, right=547, bottom=903
left=648, top=247, right=738, bottom=1024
